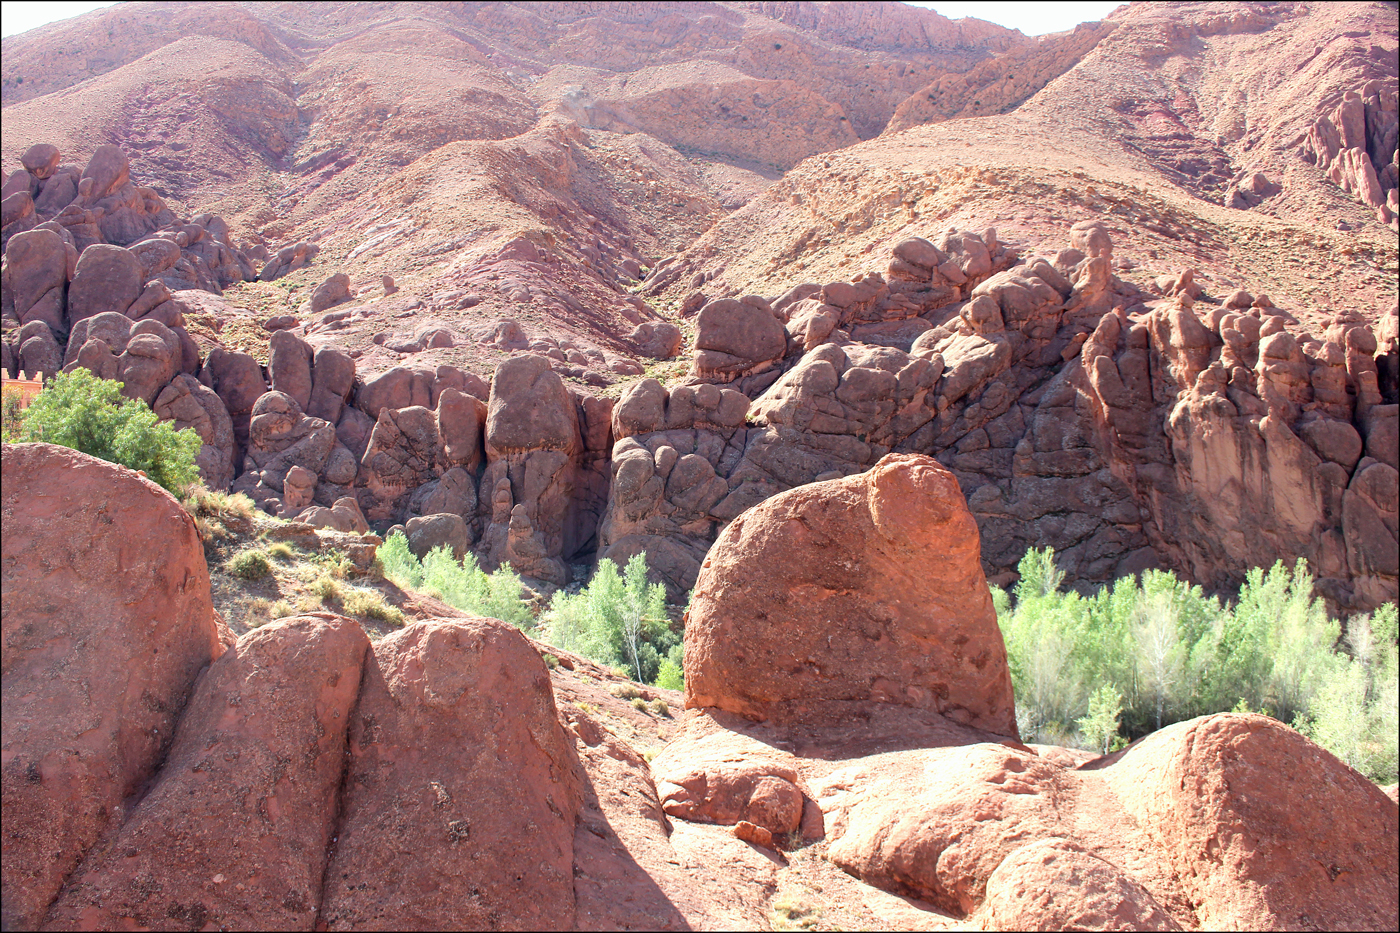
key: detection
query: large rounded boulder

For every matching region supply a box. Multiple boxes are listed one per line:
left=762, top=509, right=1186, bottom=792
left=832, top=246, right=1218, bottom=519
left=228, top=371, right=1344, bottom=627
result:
left=684, top=452, right=1017, bottom=735
left=319, top=618, right=584, bottom=930
left=43, top=614, right=369, bottom=931
left=1102, top=713, right=1399, bottom=931
left=1, top=443, right=225, bottom=930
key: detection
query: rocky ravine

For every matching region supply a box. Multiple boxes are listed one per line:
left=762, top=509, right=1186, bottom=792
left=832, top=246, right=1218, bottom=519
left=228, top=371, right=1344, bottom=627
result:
left=3, top=443, right=1396, bottom=931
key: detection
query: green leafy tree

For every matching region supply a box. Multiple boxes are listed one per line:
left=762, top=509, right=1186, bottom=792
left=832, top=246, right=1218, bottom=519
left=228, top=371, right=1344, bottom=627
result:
left=15, top=368, right=201, bottom=495
left=655, top=643, right=685, bottom=691
left=1296, top=603, right=1400, bottom=783
left=1133, top=590, right=1184, bottom=731
left=993, top=546, right=1396, bottom=783
left=1077, top=684, right=1124, bottom=755
left=546, top=553, right=676, bottom=684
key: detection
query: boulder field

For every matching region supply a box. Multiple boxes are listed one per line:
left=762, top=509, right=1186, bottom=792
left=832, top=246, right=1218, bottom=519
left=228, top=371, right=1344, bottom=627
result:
left=6, top=141, right=1395, bottom=613
left=2, top=444, right=1395, bottom=930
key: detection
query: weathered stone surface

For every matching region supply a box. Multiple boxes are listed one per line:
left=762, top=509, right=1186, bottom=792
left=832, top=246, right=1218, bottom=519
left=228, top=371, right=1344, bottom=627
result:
left=652, top=724, right=804, bottom=840
left=80, top=144, right=130, bottom=200
left=21, top=143, right=61, bottom=180
left=1081, top=298, right=1399, bottom=610
left=306, top=271, right=351, bottom=314
left=320, top=619, right=582, bottom=930
left=269, top=326, right=313, bottom=409
left=63, top=312, right=182, bottom=405
left=357, top=404, right=442, bottom=522
left=692, top=297, right=788, bottom=381
left=4, top=228, right=66, bottom=331
left=355, top=365, right=434, bottom=420
left=478, top=356, right=582, bottom=584
left=974, top=840, right=1182, bottom=932
left=295, top=496, right=370, bottom=534
left=200, top=347, right=268, bottom=466
left=1, top=444, right=223, bottom=931
left=485, top=354, right=580, bottom=457
left=684, top=452, right=1017, bottom=735
left=66, top=243, right=143, bottom=325
left=308, top=345, right=357, bottom=423
left=816, top=744, right=1073, bottom=915
left=44, top=615, right=368, bottom=932
left=436, top=386, right=487, bottom=475
left=243, top=390, right=336, bottom=495
left=153, top=372, right=237, bottom=490
left=258, top=240, right=319, bottom=282
left=1103, top=713, right=1399, bottom=931
left=631, top=320, right=683, bottom=359
left=405, top=512, right=475, bottom=560
left=16, top=320, right=62, bottom=378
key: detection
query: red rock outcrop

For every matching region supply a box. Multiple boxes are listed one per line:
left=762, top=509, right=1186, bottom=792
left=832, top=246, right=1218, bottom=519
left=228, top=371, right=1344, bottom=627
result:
left=974, top=839, right=1182, bottom=932
left=816, top=743, right=1074, bottom=915
left=44, top=614, right=369, bottom=931
left=0, top=443, right=225, bottom=931
left=1102, top=713, right=1400, bottom=931
left=684, top=452, right=1017, bottom=736
left=477, top=354, right=584, bottom=585
left=319, top=618, right=583, bottom=930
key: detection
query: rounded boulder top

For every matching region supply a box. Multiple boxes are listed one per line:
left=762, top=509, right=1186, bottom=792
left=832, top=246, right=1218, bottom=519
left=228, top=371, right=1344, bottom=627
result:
left=683, top=452, right=1018, bottom=736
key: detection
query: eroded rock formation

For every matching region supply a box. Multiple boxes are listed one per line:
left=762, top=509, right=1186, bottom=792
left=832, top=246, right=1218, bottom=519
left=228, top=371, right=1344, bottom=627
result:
left=684, top=453, right=1018, bottom=735
left=3, top=387, right=1397, bottom=932
left=4, top=137, right=1394, bottom=610
left=0, top=444, right=228, bottom=931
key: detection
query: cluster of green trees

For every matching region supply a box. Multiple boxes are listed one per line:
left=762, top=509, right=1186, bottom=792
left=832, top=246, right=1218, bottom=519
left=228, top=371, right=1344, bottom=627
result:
left=994, top=548, right=1399, bottom=783
left=545, top=553, right=684, bottom=689
left=377, top=536, right=684, bottom=690
left=378, top=533, right=535, bottom=629
left=3, top=369, right=201, bottom=495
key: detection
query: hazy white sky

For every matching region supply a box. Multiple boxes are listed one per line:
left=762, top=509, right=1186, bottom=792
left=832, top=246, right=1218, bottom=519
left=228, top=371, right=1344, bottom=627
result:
left=913, top=2, right=1122, bottom=35
left=2, top=1, right=119, bottom=38
left=1, top=1, right=1123, bottom=40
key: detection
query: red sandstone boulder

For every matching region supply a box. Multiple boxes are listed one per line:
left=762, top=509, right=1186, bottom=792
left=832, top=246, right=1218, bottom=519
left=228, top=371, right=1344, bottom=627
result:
left=80, top=144, right=130, bottom=201
left=1102, top=713, right=1399, bottom=931
left=305, top=271, right=352, bottom=314
left=0, top=444, right=224, bottom=931
left=319, top=618, right=583, bottom=931
left=684, top=452, right=1017, bottom=735
left=66, top=243, right=145, bottom=325
left=44, top=614, right=369, bottom=931
left=815, top=743, right=1071, bottom=915
left=692, top=296, right=788, bottom=381
left=974, top=839, right=1182, bottom=931
left=153, top=373, right=237, bottom=490
left=269, top=326, right=314, bottom=409
left=485, top=353, right=580, bottom=457
left=654, top=727, right=805, bottom=842
left=4, top=227, right=67, bottom=331
left=21, top=143, right=61, bottom=181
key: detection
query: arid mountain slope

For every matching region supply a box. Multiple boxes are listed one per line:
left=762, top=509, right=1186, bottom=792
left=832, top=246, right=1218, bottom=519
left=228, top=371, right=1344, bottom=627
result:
left=655, top=1, right=1398, bottom=318
left=2, top=1, right=1397, bottom=607
left=1, top=1, right=1036, bottom=374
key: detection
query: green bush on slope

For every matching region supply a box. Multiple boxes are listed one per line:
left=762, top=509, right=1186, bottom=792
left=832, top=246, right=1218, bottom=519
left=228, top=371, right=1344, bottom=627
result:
left=377, top=531, right=534, bottom=630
